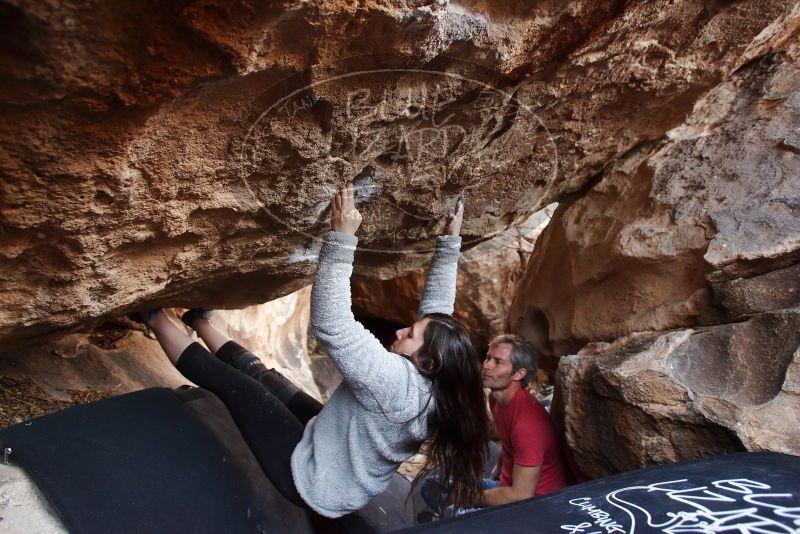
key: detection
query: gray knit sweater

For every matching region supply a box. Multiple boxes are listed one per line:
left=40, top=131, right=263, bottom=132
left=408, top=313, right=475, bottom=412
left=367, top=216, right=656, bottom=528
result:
left=290, top=231, right=462, bottom=518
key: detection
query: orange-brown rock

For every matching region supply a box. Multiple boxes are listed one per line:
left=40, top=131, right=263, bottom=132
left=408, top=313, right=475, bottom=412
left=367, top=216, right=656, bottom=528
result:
left=1, top=0, right=789, bottom=348
left=510, top=21, right=800, bottom=368
left=556, top=307, right=800, bottom=478
left=0, top=328, right=187, bottom=403
left=526, top=11, right=800, bottom=477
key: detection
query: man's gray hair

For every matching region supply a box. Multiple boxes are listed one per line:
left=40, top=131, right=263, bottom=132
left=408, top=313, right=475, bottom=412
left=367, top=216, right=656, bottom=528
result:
left=490, top=334, right=538, bottom=387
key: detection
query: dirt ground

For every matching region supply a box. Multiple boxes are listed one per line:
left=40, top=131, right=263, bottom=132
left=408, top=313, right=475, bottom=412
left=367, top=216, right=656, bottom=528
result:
left=0, top=376, right=113, bottom=429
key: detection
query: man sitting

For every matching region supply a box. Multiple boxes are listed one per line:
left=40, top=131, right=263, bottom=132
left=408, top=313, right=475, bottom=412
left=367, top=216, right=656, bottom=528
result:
left=420, top=334, right=566, bottom=518
left=477, top=334, right=566, bottom=506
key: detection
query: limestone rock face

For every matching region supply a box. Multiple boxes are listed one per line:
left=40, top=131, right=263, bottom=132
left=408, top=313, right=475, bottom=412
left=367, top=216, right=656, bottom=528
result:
left=557, top=307, right=800, bottom=478
left=0, top=0, right=789, bottom=347
left=351, top=207, right=554, bottom=346
left=510, top=23, right=800, bottom=366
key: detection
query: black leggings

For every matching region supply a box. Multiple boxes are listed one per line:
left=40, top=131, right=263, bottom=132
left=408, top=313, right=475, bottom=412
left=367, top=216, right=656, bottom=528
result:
left=175, top=340, right=324, bottom=508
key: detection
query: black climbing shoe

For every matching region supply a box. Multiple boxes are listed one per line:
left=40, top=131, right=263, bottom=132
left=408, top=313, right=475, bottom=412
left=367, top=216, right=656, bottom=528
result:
left=127, top=308, right=161, bottom=325
left=180, top=308, right=213, bottom=332
left=127, top=308, right=161, bottom=336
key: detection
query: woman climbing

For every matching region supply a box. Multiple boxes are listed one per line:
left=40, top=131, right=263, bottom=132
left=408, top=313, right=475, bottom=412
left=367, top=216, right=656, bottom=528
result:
left=136, top=182, right=490, bottom=518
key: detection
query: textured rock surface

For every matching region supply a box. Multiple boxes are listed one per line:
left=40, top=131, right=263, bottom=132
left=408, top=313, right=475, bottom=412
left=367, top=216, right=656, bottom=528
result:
left=0, top=328, right=188, bottom=400
left=0, top=463, right=66, bottom=534
left=521, top=8, right=800, bottom=475
left=352, top=206, right=554, bottom=346
left=711, top=262, right=800, bottom=321
left=510, top=21, right=800, bottom=366
left=1, top=0, right=790, bottom=347
left=557, top=307, right=800, bottom=478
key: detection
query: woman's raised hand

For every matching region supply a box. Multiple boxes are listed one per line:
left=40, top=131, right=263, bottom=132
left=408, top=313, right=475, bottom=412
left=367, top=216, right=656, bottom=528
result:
left=446, top=200, right=464, bottom=236
left=330, top=182, right=362, bottom=235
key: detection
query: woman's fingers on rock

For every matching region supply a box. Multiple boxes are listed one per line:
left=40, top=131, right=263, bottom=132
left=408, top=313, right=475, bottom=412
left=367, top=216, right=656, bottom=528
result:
left=348, top=182, right=358, bottom=211
left=331, top=182, right=363, bottom=225
left=345, top=182, right=354, bottom=205
left=445, top=200, right=463, bottom=220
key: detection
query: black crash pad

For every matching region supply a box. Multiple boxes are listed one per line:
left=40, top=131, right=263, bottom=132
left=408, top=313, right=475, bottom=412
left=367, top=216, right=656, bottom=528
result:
left=402, top=451, right=800, bottom=533
left=0, top=387, right=289, bottom=533
left=0, top=387, right=417, bottom=533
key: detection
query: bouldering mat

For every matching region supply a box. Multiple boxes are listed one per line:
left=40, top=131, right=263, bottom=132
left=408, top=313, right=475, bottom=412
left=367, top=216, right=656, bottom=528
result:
left=0, top=387, right=293, bottom=533
left=0, top=386, right=419, bottom=533
left=400, top=451, right=800, bottom=533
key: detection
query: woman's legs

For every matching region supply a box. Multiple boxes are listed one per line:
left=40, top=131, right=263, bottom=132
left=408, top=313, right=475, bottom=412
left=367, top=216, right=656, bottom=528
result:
left=192, top=316, right=230, bottom=354
left=193, top=316, right=324, bottom=425
left=146, top=311, right=306, bottom=508
left=148, top=311, right=194, bottom=364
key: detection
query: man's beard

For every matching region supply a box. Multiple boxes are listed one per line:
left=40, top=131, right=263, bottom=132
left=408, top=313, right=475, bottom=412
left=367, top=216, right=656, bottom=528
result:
left=483, top=378, right=511, bottom=391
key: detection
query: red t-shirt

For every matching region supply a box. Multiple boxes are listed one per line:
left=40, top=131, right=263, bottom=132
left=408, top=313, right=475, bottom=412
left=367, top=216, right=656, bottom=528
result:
left=489, top=388, right=566, bottom=496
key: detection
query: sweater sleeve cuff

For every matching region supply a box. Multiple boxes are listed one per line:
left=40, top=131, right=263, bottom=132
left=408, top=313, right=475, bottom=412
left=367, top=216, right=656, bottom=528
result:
left=435, top=235, right=462, bottom=263
left=320, top=231, right=358, bottom=264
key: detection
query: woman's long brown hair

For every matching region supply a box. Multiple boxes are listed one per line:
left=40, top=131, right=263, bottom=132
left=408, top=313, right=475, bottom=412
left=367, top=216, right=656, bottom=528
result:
left=412, top=312, right=490, bottom=513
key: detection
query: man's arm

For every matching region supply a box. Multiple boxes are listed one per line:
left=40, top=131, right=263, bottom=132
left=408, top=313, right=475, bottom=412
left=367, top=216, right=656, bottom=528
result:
left=489, top=453, right=502, bottom=481
left=477, top=464, right=541, bottom=507
left=487, top=402, right=499, bottom=441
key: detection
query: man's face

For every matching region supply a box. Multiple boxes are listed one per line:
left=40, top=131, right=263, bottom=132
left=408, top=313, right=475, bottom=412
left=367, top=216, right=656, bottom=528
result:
left=482, top=343, right=521, bottom=390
